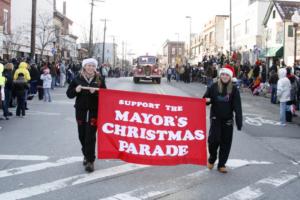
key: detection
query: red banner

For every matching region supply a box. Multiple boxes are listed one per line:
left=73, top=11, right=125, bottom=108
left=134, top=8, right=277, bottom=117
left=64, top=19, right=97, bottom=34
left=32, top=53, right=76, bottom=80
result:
left=97, top=89, right=207, bottom=166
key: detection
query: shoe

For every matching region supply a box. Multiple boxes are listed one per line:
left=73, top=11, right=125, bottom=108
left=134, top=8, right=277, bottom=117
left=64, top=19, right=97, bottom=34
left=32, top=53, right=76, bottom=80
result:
left=218, top=167, right=228, bottom=173
left=207, top=162, right=214, bottom=170
left=85, top=162, right=94, bottom=173
left=83, top=157, right=87, bottom=166
left=5, top=117, right=9, bottom=120
left=25, top=108, right=29, bottom=110
left=8, top=112, right=13, bottom=116
left=279, top=123, right=287, bottom=127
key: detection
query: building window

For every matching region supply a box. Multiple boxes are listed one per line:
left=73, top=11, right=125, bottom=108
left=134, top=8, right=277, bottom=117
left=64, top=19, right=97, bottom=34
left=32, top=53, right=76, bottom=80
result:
left=273, top=10, right=276, bottom=19
left=233, top=24, right=241, bottom=40
left=3, top=9, right=8, bottom=34
left=288, top=25, right=294, bottom=37
left=172, top=47, right=176, bottom=55
left=245, top=19, right=250, bottom=34
left=226, top=29, right=229, bottom=41
left=171, top=58, right=175, bottom=64
left=209, top=32, right=213, bottom=43
left=178, top=48, right=182, bottom=55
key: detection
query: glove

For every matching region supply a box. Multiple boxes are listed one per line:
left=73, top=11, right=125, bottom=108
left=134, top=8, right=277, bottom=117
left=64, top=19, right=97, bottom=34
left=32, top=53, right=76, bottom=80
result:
left=89, top=88, right=96, bottom=94
left=75, top=85, right=82, bottom=93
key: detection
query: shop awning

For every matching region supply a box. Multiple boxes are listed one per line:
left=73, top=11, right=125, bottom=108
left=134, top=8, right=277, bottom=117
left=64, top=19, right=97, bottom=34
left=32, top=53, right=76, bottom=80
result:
left=265, top=47, right=284, bottom=57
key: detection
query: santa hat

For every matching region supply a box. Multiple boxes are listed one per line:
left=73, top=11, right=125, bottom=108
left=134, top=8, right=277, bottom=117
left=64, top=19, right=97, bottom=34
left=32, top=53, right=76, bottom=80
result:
left=82, top=58, right=98, bottom=68
left=219, top=66, right=234, bottom=78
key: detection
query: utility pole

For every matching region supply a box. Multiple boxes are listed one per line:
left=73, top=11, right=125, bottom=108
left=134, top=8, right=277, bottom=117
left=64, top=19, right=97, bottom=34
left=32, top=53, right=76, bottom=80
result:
left=112, top=36, right=116, bottom=68
left=101, top=19, right=107, bottom=64
left=30, top=0, right=37, bottom=61
left=229, top=0, right=232, bottom=56
left=185, top=16, right=192, bottom=61
left=88, top=0, right=95, bottom=57
left=88, top=0, right=104, bottom=58
left=122, top=41, right=124, bottom=69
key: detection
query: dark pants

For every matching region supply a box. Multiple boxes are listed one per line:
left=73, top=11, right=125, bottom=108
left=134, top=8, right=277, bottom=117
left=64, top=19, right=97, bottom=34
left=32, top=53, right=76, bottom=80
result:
left=30, top=80, right=38, bottom=94
left=16, top=95, right=26, bottom=116
left=208, top=118, right=233, bottom=168
left=76, top=109, right=98, bottom=163
left=167, top=74, right=171, bottom=82
left=38, top=87, right=44, bottom=100
left=3, top=88, right=12, bottom=117
left=270, top=84, right=277, bottom=104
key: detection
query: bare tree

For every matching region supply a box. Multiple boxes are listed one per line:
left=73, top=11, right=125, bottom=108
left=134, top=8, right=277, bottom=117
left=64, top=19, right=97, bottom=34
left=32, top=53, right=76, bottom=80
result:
left=36, top=14, right=56, bottom=61
left=2, top=28, right=22, bottom=59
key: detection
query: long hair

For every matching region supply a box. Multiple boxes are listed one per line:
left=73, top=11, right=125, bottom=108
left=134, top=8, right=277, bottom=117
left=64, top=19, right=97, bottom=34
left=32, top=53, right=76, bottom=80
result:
left=217, top=78, right=233, bottom=94
left=80, top=68, right=102, bottom=87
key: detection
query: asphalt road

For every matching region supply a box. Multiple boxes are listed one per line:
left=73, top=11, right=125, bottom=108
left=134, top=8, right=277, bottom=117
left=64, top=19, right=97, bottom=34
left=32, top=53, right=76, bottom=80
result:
left=0, top=77, right=299, bottom=200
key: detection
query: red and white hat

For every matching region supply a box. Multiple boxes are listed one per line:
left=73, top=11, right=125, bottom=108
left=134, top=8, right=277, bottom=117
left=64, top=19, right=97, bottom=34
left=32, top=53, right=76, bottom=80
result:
left=219, top=65, right=234, bottom=78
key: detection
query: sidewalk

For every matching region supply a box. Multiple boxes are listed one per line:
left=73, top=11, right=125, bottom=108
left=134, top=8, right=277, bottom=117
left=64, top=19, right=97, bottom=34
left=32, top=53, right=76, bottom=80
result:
left=165, top=79, right=300, bottom=126
left=240, top=87, right=300, bottom=126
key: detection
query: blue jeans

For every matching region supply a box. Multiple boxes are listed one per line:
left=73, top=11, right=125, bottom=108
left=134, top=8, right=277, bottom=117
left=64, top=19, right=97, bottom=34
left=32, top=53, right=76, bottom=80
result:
left=3, top=88, right=12, bottom=116
left=280, top=102, right=286, bottom=124
left=176, top=73, right=180, bottom=82
left=271, top=84, right=277, bottom=104
left=43, top=88, right=51, bottom=102
left=51, top=76, right=56, bottom=89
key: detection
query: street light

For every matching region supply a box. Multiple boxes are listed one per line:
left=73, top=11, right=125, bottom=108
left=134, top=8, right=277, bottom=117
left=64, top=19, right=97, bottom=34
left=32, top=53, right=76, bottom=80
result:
left=186, top=16, right=192, bottom=61
left=291, top=10, right=300, bottom=64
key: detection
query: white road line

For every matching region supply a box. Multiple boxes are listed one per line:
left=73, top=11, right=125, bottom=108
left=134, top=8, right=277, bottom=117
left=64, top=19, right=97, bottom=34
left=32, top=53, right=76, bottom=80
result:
left=219, top=172, right=299, bottom=200
left=257, top=173, right=298, bottom=187
left=99, top=159, right=273, bottom=200
left=0, top=155, right=49, bottom=161
left=0, top=157, right=82, bottom=178
left=219, top=187, right=263, bottom=200
left=0, top=163, right=149, bottom=200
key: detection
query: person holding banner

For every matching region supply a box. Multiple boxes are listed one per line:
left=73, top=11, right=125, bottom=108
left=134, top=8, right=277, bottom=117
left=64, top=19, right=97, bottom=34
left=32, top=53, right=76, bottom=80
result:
left=66, top=58, right=106, bottom=173
left=203, top=65, right=243, bottom=173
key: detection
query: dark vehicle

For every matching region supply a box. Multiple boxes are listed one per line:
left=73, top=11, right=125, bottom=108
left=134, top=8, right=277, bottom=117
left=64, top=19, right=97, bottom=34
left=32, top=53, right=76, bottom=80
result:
left=133, top=56, right=162, bottom=84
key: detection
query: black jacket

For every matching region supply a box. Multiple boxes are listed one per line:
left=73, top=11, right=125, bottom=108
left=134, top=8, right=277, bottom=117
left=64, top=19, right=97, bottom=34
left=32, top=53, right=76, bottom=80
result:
left=203, top=82, right=243, bottom=130
left=30, top=66, right=40, bottom=81
left=66, top=74, right=106, bottom=110
left=3, top=69, right=14, bottom=90
left=12, top=78, right=29, bottom=97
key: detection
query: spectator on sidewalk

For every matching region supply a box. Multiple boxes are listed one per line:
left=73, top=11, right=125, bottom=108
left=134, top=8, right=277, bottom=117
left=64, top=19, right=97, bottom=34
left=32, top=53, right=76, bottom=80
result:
left=287, top=67, right=299, bottom=118
left=167, top=66, right=172, bottom=83
left=13, top=62, right=31, bottom=110
left=277, top=68, right=291, bottom=126
left=29, top=63, right=39, bottom=96
left=269, top=71, right=279, bottom=104
left=203, top=65, right=243, bottom=174
left=3, top=63, right=14, bottom=118
left=12, top=73, right=29, bottom=117
left=40, top=68, right=52, bottom=103
left=50, top=62, right=57, bottom=90
left=0, top=63, right=7, bottom=120
left=59, top=61, right=66, bottom=87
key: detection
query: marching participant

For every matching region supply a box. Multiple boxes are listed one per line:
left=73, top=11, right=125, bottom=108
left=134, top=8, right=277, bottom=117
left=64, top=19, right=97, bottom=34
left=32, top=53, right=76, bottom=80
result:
left=66, top=58, right=106, bottom=173
left=203, top=66, right=243, bottom=173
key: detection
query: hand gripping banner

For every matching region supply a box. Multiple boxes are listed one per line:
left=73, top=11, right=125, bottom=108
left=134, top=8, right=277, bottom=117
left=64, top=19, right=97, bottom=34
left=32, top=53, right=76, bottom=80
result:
left=97, top=89, right=207, bottom=166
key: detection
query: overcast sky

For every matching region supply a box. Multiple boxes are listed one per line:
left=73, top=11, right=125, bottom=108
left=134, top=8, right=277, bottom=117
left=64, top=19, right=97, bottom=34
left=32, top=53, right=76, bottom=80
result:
left=56, top=0, right=230, bottom=57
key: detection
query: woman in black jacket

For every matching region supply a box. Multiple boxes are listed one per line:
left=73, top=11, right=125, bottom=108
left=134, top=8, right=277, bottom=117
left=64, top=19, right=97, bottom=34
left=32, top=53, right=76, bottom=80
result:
left=66, top=58, right=106, bottom=173
left=203, top=66, right=243, bottom=173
